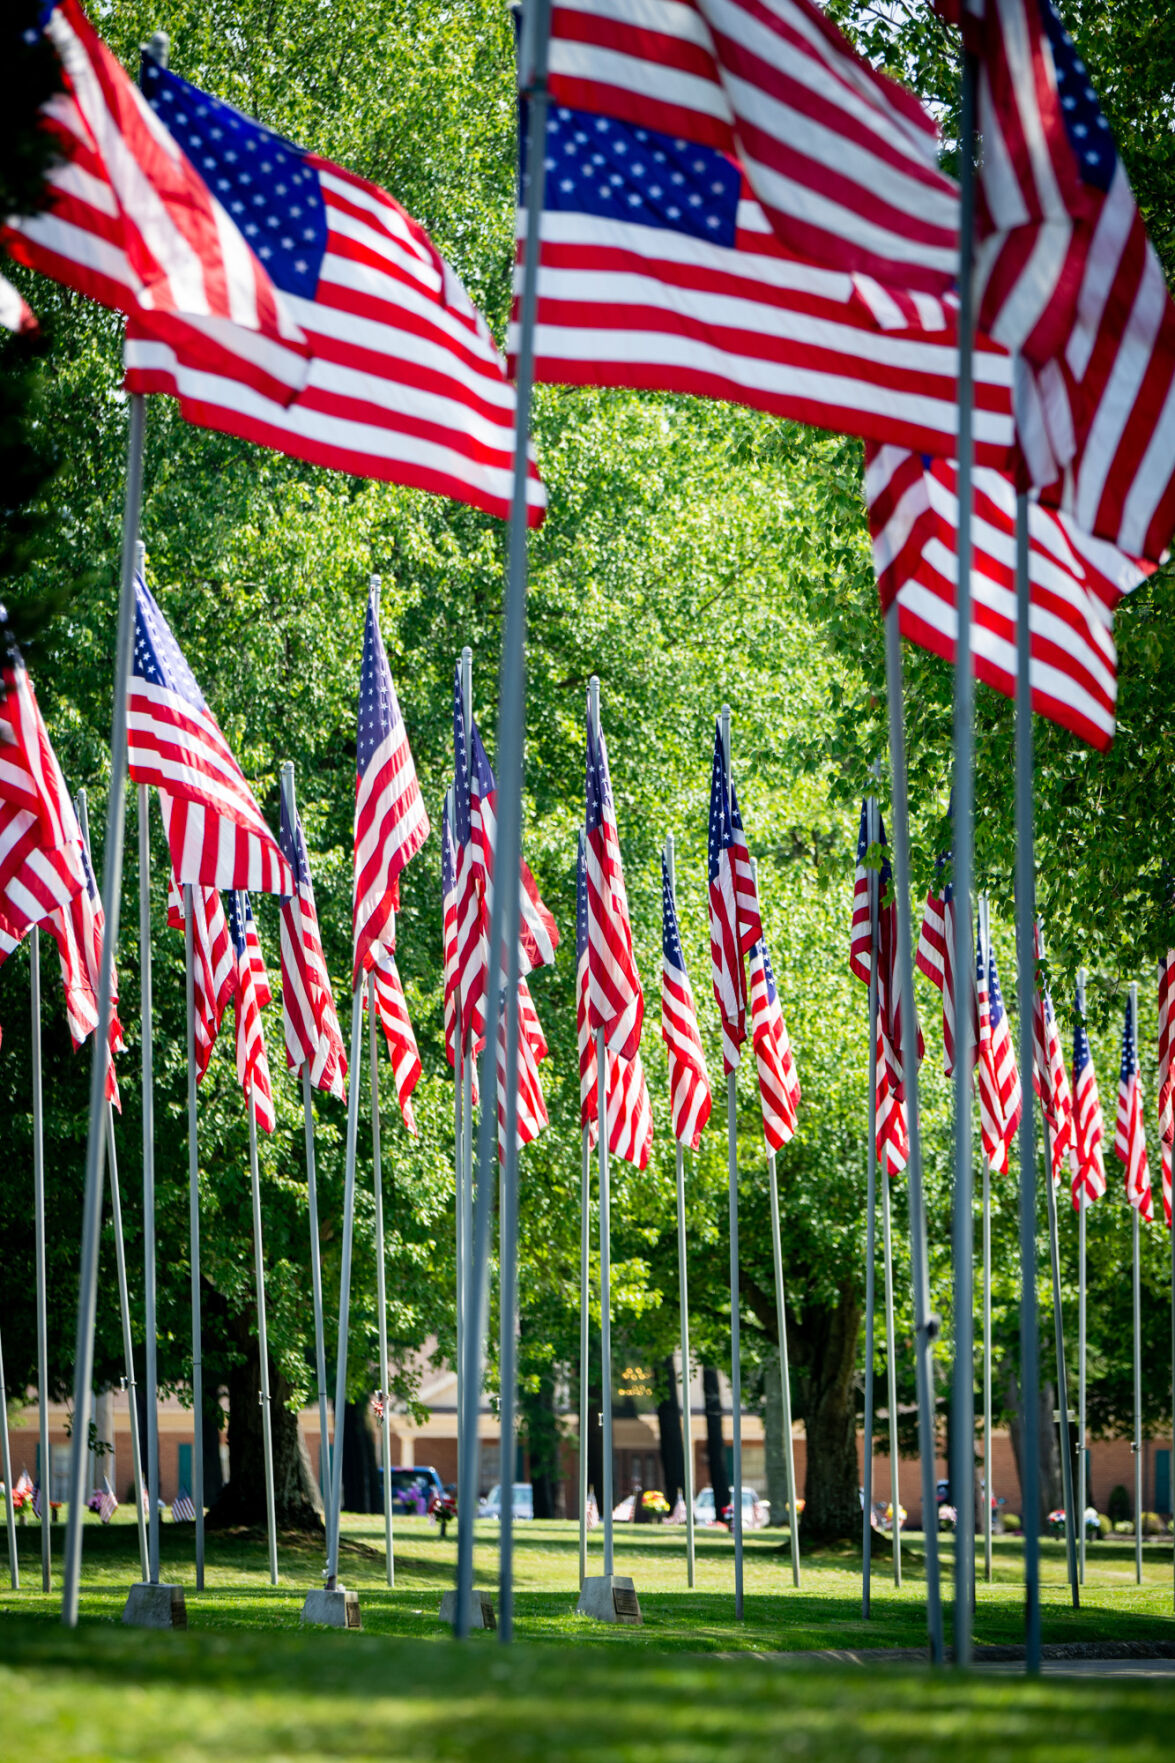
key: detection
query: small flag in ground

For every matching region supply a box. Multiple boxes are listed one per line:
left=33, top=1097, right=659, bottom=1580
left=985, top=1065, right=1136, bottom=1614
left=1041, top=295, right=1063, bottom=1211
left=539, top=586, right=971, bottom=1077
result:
left=1072, top=989, right=1107, bottom=1211
left=98, top=1476, right=118, bottom=1524
left=585, top=697, right=643, bottom=1062
left=129, top=569, right=290, bottom=895
left=660, top=854, right=712, bottom=1151
left=172, top=1490, right=196, bottom=1523
left=365, top=945, right=421, bottom=1136
left=748, top=935, right=800, bottom=1151
left=1158, top=954, right=1175, bottom=1228
left=1031, top=927, right=1075, bottom=1189
left=1115, top=991, right=1152, bottom=1222
left=168, top=873, right=234, bottom=1081
left=279, top=790, right=345, bottom=1099
left=351, top=583, right=428, bottom=981
left=228, top=889, right=275, bottom=1134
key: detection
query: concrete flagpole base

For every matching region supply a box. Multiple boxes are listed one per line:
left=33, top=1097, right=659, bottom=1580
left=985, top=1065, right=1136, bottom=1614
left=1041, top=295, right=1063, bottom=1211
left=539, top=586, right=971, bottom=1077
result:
left=122, top=1582, right=187, bottom=1629
left=576, top=1574, right=642, bottom=1625
left=439, top=1588, right=496, bottom=1630
left=301, top=1586, right=362, bottom=1629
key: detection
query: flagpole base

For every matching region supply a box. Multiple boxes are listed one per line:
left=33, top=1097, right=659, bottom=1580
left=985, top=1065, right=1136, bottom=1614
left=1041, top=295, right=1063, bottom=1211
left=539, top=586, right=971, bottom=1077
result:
left=576, top=1573, right=642, bottom=1625
left=122, top=1582, right=187, bottom=1629
left=439, top=1588, right=496, bottom=1630
left=301, top=1585, right=362, bottom=1629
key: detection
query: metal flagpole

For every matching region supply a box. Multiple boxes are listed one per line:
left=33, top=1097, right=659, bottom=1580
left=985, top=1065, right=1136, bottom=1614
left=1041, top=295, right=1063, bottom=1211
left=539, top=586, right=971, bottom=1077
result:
left=590, top=678, right=616, bottom=1584
left=183, top=875, right=202, bottom=1588
left=579, top=1119, right=591, bottom=1588
left=768, top=1155, right=801, bottom=1590
left=1040, top=1109, right=1079, bottom=1607
left=979, top=897, right=993, bottom=1587
left=277, top=765, right=332, bottom=1532
left=368, top=971, right=395, bottom=1589
left=666, top=833, right=696, bottom=1588
left=326, top=981, right=365, bottom=1591
left=247, top=1086, right=279, bottom=1585
left=76, top=790, right=149, bottom=1581
left=950, top=43, right=980, bottom=1670
left=883, top=601, right=945, bottom=1664
left=863, top=794, right=880, bottom=1615
left=455, top=0, right=548, bottom=1641
left=1131, top=977, right=1143, bottom=1589
left=1013, top=490, right=1042, bottom=1670
left=0, top=1320, right=18, bottom=1587
left=31, top=924, right=50, bottom=1590
left=881, top=1156, right=903, bottom=1586
left=500, top=972, right=524, bottom=1642
left=720, top=705, right=744, bottom=1620
left=1076, top=968, right=1088, bottom=1587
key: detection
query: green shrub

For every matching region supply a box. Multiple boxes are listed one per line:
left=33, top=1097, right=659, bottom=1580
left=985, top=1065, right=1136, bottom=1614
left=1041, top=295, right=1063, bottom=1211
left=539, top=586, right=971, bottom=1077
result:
left=1107, top=1484, right=1131, bottom=1524
left=1141, top=1512, right=1165, bottom=1537
left=1098, top=1513, right=1112, bottom=1538
left=1113, top=1520, right=1134, bottom=1535
left=1002, top=1512, right=1021, bottom=1533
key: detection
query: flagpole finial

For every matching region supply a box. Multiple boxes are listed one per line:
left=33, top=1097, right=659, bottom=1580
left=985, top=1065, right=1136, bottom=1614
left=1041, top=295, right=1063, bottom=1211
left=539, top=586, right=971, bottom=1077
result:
left=664, top=831, right=675, bottom=890
left=720, top=705, right=731, bottom=776
left=588, top=675, right=600, bottom=738
left=144, top=31, right=169, bottom=68
left=369, top=572, right=381, bottom=601
left=134, top=540, right=146, bottom=578
left=460, top=648, right=473, bottom=761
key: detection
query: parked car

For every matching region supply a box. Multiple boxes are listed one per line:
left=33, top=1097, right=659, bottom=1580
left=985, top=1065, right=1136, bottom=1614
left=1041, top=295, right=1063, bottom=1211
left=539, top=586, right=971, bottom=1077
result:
left=478, top=1482, right=534, bottom=1521
left=379, top=1466, right=446, bottom=1516
left=694, top=1486, right=769, bottom=1530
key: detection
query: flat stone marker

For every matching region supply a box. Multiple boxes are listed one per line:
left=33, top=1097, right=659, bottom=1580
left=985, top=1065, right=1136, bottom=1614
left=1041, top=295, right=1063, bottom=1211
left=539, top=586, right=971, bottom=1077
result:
left=439, top=1589, right=496, bottom=1630
left=301, top=1586, right=362, bottom=1629
left=122, top=1582, right=187, bottom=1629
left=576, top=1574, right=642, bottom=1626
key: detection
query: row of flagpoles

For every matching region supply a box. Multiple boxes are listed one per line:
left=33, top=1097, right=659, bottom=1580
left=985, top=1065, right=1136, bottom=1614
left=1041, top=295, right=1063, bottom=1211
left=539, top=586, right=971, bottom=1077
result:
left=4, top=0, right=1175, bottom=1668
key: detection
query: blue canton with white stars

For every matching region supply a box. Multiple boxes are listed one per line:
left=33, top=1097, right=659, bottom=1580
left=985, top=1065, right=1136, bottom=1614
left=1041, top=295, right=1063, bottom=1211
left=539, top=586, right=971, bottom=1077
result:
left=525, top=100, right=740, bottom=250
left=441, top=796, right=454, bottom=900
left=227, top=888, right=249, bottom=959
left=585, top=717, right=610, bottom=838
left=142, top=58, right=328, bottom=299
left=452, top=666, right=473, bottom=847
left=708, top=726, right=733, bottom=884
left=662, top=853, right=686, bottom=968
left=758, top=939, right=780, bottom=1006
left=1038, top=0, right=1116, bottom=194
left=470, top=724, right=497, bottom=804
left=279, top=793, right=312, bottom=896
left=1073, top=991, right=1093, bottom=1077
left=1120, top=994, right=1138, bottom=1085
left=133, top=573, right=207, bottom=709
left=357, top=595, right=399, bottom=776
left=987, top=949, right=1009, bottom=1033
left=577, top=840, right=590, bottom=965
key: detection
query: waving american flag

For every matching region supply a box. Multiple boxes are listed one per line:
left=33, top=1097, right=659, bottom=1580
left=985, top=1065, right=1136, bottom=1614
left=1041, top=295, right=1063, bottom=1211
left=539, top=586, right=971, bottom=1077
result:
left=496, top=981, right=549, bottom=1159
left=660, top=854, right=711, bottom=1151
left=0, top=643, right=88, bottom=944
left=367, top=946, right=421, bottom=1137
left=1158, top=955, right=1175, bottom=1228
left=1031, top=928, right=1075, bottom=1190
left=748, top=936, right=800, bottom=1153
left=917, top=820, right=959, bottom=1078
left=228, top=889, right=275, bottom=1134
left=168, top=873, right=234, bottom=1082
left=53, top=801, right=124, bottom=1106
left=585, top=698, right=643, bottom=1062
left=851, top=800, right=920, bottom=1176
left=1072, top=989, right=1107, bottom=1212
left=279, top=789, right=345, bottom=1100
left=976, top=924, right=1023, bottom=1176
left=577, top=834, right=653, bottom=1169
left=1115, top=992, right=1152, bottom=1223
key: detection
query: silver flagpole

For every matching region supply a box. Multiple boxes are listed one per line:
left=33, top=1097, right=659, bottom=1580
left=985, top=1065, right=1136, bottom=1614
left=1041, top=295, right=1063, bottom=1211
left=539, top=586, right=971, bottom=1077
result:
left=1039, top=1100, right=1079, bottom=1607
left=666, top=833, right=696, bottom=1589
left=1076, top=968, right=1088, bottom=1587
left=768, top=1154, right=801, bottom=1590
left=455, top=0, right=548, bottom=1641
left=1131, top=976, right=1143, bottom=1589
left=721, top=704, right=744, bottom=1620
left=368, top=970, right=395, bottom=1589
left=979, top=896, right=993, bottom=1587
left=579, top=1118, right=591, bottom=1588
left=31, top=925, right=50, bottom=1590
left=499, top=972, right=524, bottom=1643
left=77, top=789, right=149, bottom=1582
left=247, top=1086, right=279, bottom=1585
left=183, top=876, right=202, bottom=1588
left=0, top=1320, right=18, bottom=1587
left=881, top=1155, right=902, bottom=1586
left=449, top=784, right=464, bottom=1540
left=325, top=981, right=365, bottom=1592
left=277, top=764, right=332, bottom=1535
left=1014, top=491, right=1041, bottom=1670
left=590, top=678, right=616, bottom=1584
left=950, top=43, right=980, bottom=1670
left=863, top=794, right=879, bottom=1615
left=883, top=601, right=945, bottom=1664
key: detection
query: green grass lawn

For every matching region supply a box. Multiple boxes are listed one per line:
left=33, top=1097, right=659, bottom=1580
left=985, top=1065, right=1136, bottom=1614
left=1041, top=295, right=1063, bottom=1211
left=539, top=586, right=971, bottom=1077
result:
left=1, top=1517, right=1174, bottom=1760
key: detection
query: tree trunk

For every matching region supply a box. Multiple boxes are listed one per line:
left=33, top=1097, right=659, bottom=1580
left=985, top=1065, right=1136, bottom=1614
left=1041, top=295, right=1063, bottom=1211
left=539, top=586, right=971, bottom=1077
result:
left=702, top=1365, right=730, bottom=1517
left=795, top=1282, right=862, bottom=1544
left=762, top=1348, right=789, bottom=1528
left=656, top=1355, right=685, bottom=1504
left=587, top=1372, right=604, bottom=1512
left=1006, top=1369, right=1060, bottom=1528
left=341, top=1401, right=379, bottom=1514
left=522, top=1353, right=561, bottom=1520
left=207, top=1351, right=322, bottom=1531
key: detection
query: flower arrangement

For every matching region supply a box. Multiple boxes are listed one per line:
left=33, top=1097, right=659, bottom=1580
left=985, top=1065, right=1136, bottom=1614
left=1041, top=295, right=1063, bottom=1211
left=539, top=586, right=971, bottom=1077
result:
left=641, top=1489, right=670, bottom=1521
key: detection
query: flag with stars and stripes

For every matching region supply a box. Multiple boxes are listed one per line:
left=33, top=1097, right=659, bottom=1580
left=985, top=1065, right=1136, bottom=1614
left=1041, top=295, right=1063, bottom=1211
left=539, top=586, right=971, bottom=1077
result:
left=1031, top=927, right=1074, bottom=1189
left=1115, top=991, right=1152, bottom=1222
left=0, top=642, right=88, bottom=948
left=126, top=58, right=544, bottom=526
left=585, top=699, right=643, bottom=1062
left=849, top=799, right=875, bottom=987
left=442, top=792, right=461, bottom=1075
left=495, top=980, right=549, bottom=1159
left=976, top=923, right=1023, bottom=1175
left=97, top=1477, right=119, bottom=1524
left=168, top=873, right=235, bottom=1082
left=366, top=944, right=421, bottom=1136
left=228, top=888, right=275, bottom=1134
left=452, top=667, right=486, bottom=1058
left=917, top=822, right=958, bottom=1078
left=660, top=854, right=712, bottom=1151
left=49, top=797, right=124, bottom=1107
left=1158, top=954, right=1175, bottom=1228
left=850, top=800, right=921, bottom=1176
left=172, top=1491, right=197, bottom=1523
left=707, top=725, right=745, bottom=1072
left=577, top=835, right=653, bottom=1168
left=351, top=584, right=429, bottom=982
left=1072, top=988, right=1107, bottom=1211
left=748, top=936, right=800, bottom=1152
left=279, top=790, right=345, bottom=1100
left=128, top=569, right=290, bottom=897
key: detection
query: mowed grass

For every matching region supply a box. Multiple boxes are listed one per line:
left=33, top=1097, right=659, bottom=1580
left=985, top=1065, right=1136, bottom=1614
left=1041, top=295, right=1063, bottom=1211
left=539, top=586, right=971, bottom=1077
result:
left=2, top=1519, right=1175, bottom=1760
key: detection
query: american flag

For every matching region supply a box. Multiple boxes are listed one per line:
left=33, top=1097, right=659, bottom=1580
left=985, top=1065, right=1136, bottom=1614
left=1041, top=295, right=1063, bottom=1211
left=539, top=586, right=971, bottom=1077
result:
left=516, top=3, right=1017, bottom=463
left=660, top=854, right=712, bottom=1151
left=864, top=444, right=1152, bottom=752
left=849, top=798, right=875, bottom=987
left=0, top=273, right=37, bottom=337
left=495, top=980, right=549, bottom=1158
left=1031, top=928, right=1075, bottom=1189
left=577, top=834, right=653, bottom=1168
left=850, top=801, right=920, bottom=1176
left=279, top=790, right=345, bottom=1099
left=452, top=667, right=486, bottom=1057
left=168, top=872, right=234, bottom=1082
left=0, top=643, right=88, bottom=945
left=976, top=922, right=1023, bottom=1175
left=1158, top=954, right=1175, bottom=1228
left=469, top=720, right=558, bottom=980
left=351, top=583, right=429, bottom=982
left=441, top=792, right=461, bottom=1076
left=128, top=568, right=290, bottom=896
left=127, top=59, right=544, bottom=526
left=708, top=725, right=745, bottom=1073
left=1072, top=987, right=1107, bottom=1211
left=366, top=945, right=421, bottom=1136
left=968, top=0, right=1175, bottom=562
left=1115, top=991, right=1152, bottom=1223
left=748, top=936, right=800, bottom=1152
left=5, top=3, right=306, bottom=370
left=172, top=1491, right=197, bottom=1523
left=228, top=889, right=275, bottom=1134
left=917, top=826, right=958, bottom=1078
left=97, top=1477, right=119, bottom=1524
left=53, top=798, right=124, bottom=1107
left=585, top=698, right=643, bottom=1062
